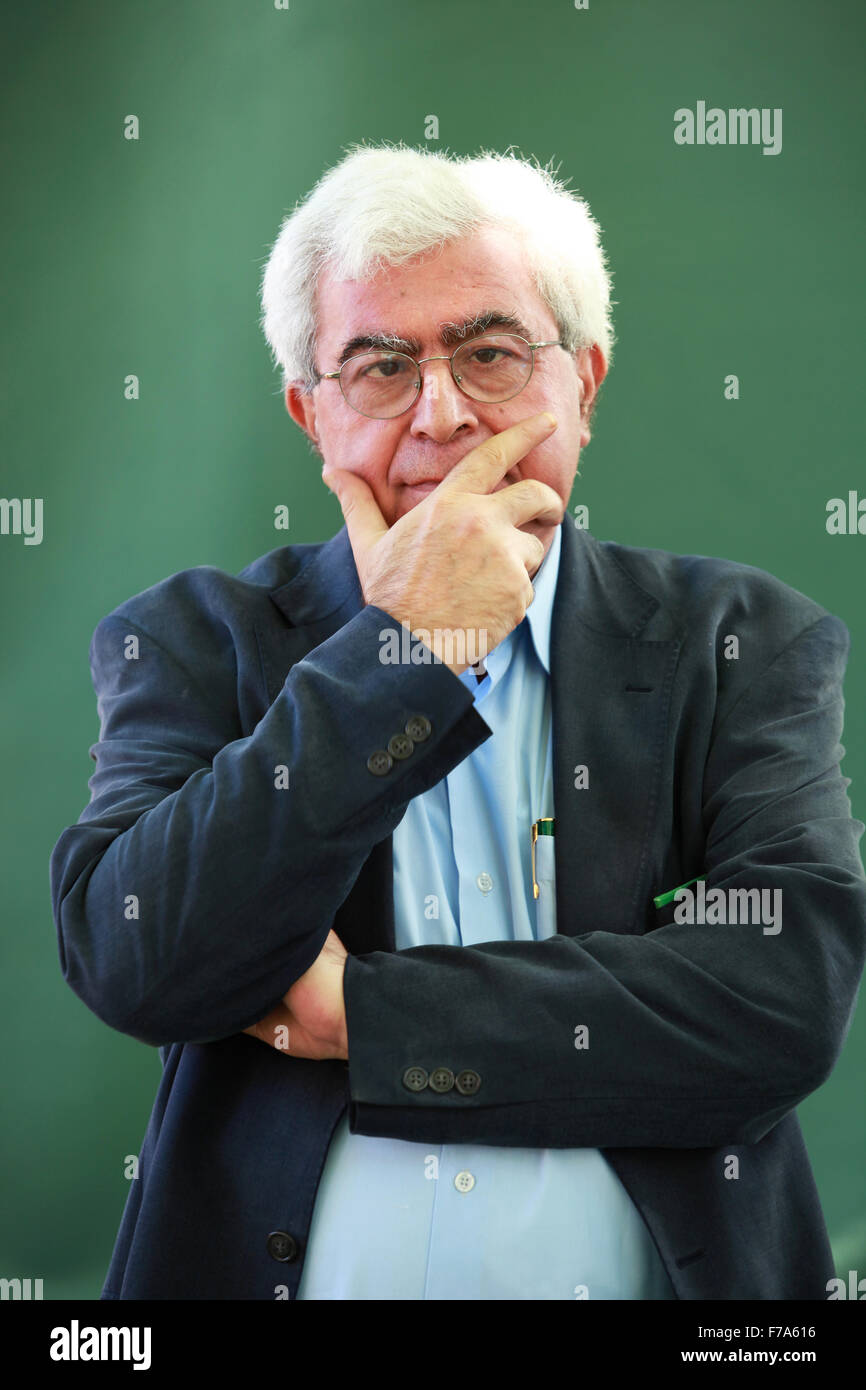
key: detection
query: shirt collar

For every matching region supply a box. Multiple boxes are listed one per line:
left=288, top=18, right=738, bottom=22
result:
left=460, top=522, right=562, bottom=696
left=522, top=520, right=561, bottom=676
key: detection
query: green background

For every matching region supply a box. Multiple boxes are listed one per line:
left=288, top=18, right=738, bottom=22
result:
left=2, top=0, right=864, bottom=1298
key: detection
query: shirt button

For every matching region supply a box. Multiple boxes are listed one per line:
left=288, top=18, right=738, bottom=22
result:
left=405, top=714, right=432, bottom=742
left=387, top=732, right=414, bottom=760
left=266, top=1230, right=299, bottom=1262
left=476, top=872, right=494, bottom=894
left=366, top=750, right=393, bottom=776
left=454, top=1170, right=476, bottom=1193
left=455, top=1069, right=482, bottom=1095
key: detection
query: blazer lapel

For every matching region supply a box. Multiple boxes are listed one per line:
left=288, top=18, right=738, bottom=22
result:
left=551, top=522, right=682, bottom=937
left=266, top=520, right=681, bottom=955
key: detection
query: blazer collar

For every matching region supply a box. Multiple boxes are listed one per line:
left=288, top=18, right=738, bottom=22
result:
left=269, top=526, right=363, bottom=630
left=269, top=519, right=662, bottom=641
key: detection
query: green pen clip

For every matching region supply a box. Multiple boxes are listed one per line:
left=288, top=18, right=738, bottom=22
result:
left=653, top=875, right=706, bottom=909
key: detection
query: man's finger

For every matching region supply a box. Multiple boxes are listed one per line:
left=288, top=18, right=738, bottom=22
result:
left=323, top=467, right=389, bottom=552
left=438, top=412, right=557, bottom=497
left=493, top=477, right=566, bottom=530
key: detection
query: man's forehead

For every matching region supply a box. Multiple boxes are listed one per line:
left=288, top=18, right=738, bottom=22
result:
left=315, top=228, right=546, bottom=349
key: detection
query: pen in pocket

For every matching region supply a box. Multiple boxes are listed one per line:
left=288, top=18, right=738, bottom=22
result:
left=531, top=817, right=555, bottom=899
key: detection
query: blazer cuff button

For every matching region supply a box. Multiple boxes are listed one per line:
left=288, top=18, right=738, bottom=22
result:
left=388, top=733, right=414, bottom=759
left=405, top=714, right=432, bottom=741
left=402, top=1066, right=428, bottom=1092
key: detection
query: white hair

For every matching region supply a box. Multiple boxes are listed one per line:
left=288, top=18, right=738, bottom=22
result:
left=259, top=140, right=615, bottom=396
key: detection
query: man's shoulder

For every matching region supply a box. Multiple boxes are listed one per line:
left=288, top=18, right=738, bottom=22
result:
left=93, top=540, right=325, bottom=637
left=578, top=534, right=852, bottom=727
left=86, top=540, right=336, bottom=689
left=593, top=532, right=835, bottom=640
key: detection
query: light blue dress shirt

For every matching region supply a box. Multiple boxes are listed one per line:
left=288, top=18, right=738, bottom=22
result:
left=297, top=524, right=676, bottom=1300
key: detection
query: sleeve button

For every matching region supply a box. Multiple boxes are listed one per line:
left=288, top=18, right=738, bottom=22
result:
left=405, top=714, right=432, bottom=742
left=429, top=1067, right=455, bottom=1093
left=388, top=732, right=414, bottom=759
left=366, top=749, right=393, bottom=776
left=402, top=1066, right=429, bottom=1092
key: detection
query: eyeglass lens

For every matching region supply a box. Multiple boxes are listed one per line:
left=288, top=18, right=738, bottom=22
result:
left=339, top=334, right=534, bottom=418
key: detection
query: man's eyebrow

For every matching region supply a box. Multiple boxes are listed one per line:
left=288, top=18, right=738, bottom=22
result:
left=335, top=309, right=534, bottom=367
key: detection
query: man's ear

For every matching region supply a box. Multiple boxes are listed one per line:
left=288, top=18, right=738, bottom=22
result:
left=578, top=344, right=608, bottom=441
left=284, top=381, right=322, bottom=459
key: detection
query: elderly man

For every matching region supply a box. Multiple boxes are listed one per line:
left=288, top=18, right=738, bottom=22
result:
left=51, top=143, right=866, bottom=1301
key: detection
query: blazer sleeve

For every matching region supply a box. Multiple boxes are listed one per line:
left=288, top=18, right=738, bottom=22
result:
left=50, top=599, right=490, bottom=1047
left=343, top=612, right=866, bottom=1149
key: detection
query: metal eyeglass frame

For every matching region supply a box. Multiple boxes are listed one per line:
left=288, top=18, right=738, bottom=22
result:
left=317, top=333, right=564, bottom=418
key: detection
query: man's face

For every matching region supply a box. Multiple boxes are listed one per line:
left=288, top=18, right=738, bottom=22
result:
left=286, top=225, right=606, bottom=566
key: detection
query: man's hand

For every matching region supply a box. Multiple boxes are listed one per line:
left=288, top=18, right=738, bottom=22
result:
left=322, top=413, right=563, bottom=674
left=243, top=929, right=349, bottom=1061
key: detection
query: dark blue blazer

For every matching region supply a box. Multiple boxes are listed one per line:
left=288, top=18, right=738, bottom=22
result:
left=50, top=520, right=866, bottom=1299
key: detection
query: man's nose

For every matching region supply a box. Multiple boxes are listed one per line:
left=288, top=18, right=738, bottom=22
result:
left=408, top=359, right=478, bottom=440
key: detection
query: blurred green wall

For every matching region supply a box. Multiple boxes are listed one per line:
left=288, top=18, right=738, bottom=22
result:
left=2, top=0, right=864, bottom=1297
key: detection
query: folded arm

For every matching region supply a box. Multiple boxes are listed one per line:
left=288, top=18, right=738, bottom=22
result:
left=342, top=614, right=866, bottom=1149
left=50, top=599, right=490, bottom=1046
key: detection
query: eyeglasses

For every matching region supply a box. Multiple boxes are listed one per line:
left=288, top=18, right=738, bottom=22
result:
left=317, top=333, right=563, bottom=419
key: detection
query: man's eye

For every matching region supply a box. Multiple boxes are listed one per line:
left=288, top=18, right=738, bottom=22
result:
left=469, top=347, right=508, bottom=365
left=363, top=357, right=411, bottom=379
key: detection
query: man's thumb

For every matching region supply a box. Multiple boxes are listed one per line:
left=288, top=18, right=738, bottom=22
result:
left=322, top=467, right=388, bottom=547
left=321, top=464, right=342, bottom=495
left=323, top=465, right=366, bottom=506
